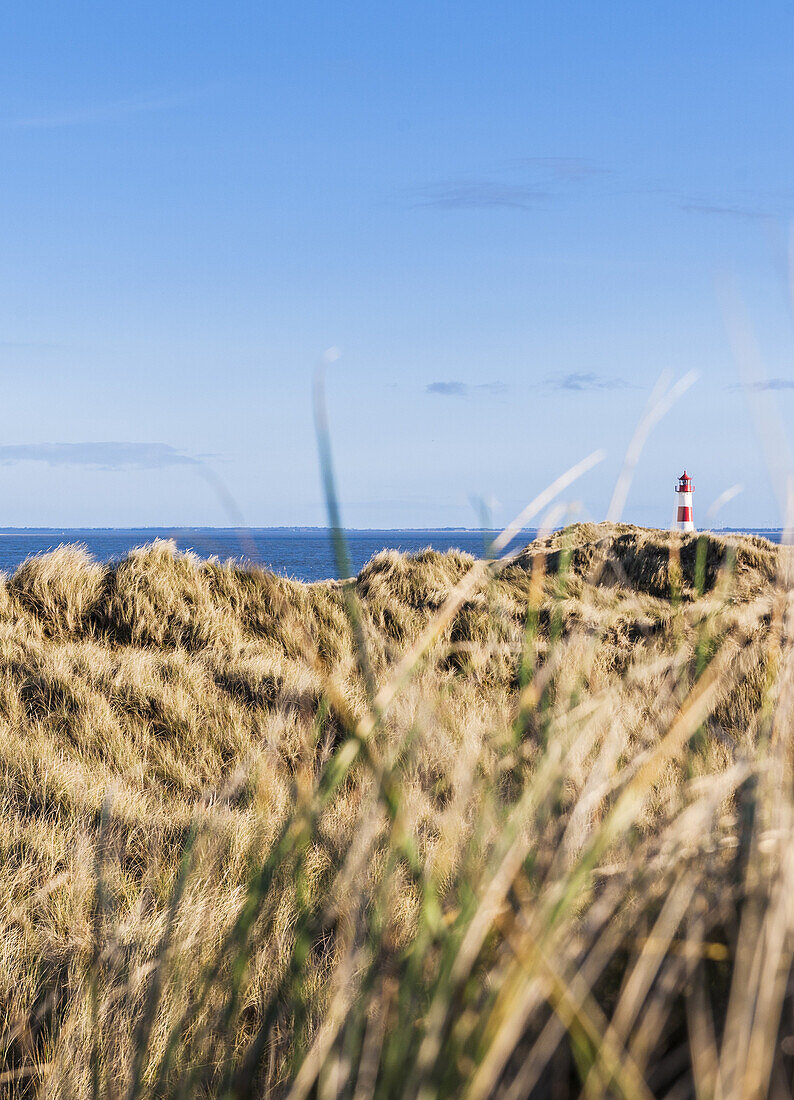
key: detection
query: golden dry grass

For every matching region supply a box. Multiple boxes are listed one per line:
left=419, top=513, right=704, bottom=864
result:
left=0, top=524, right=791, bottom=1098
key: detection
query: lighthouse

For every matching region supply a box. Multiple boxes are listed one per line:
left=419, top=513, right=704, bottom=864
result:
left=675, top=470, right=694, bottom=532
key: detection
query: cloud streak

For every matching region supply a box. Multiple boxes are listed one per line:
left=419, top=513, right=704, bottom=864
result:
left=0, top=442, right=201, bottom=470
left=0, top=339, right=64, bottom=350
left=411, top=156, right=609, bottom=212
left=679, top=202, right=769, bottom=221
left=545, top=372, right=633, bottom=392
left=731, top=378, right=794, bottom=392
left=412, top=182, right=550, bottom=210
left=510, top=157, right=609, bottom=181
left=10, top=87, right=214, bottom=130
left=410, top=156, right=792, bottom=227
left=426, top=381, right=508, bottom=397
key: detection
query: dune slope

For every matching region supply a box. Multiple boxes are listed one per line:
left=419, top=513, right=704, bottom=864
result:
left=1, top=525, right=790, bottom=1098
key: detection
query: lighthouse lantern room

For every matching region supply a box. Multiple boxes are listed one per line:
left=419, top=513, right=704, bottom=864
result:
left=675, top=470, right=694, bottom=532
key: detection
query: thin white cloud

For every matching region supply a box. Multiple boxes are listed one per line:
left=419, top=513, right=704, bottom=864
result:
left=427, top=381, right=467, bottom=396
left=0, top=339, right=64, bottom=350
left=410, top=157, right=609, bottom=212
left=680, top=202, right=769, bottom=221
left=731, top=378, right=794, bottom=391
left=10, top=87, right=216, bottom=130
left=508, top=157, right=610, bottom=181
left=410, top=159, right=793, bottom=225
left=412, top=182, right=550, bottom=210
left=545, top=372, right=633, bottom=392
left=426, top=381, right=508, bottom=397
left=0, top=442, right=201, bottom=470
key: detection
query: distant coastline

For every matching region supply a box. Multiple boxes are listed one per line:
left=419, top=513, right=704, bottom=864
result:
left=0, top=525, right=784, bottom=534
left=0, top=526, right=512, bottom=540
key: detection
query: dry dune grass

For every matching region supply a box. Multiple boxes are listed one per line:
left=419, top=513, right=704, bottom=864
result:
left=1, top=524, right=793, bottom=1097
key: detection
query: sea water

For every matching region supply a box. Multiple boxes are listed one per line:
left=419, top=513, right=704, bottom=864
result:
left=0, top=528, right=781, bottom=584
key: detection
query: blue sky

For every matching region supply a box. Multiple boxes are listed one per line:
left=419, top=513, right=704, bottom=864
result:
left=2, top=2, right=794, bottom=527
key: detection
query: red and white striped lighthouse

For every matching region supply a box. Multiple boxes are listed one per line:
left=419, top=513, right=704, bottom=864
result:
left=675, top=470, right=694, bottom=532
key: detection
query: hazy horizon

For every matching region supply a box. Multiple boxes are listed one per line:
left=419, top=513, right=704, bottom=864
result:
left=0, top=523, right=784, bottom=532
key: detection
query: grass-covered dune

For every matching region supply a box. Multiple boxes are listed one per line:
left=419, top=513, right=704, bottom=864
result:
left=2, top=523, right=791, bottom=1097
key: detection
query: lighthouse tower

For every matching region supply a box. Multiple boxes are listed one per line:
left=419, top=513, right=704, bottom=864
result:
left=675, top=470, right=694, bottom=532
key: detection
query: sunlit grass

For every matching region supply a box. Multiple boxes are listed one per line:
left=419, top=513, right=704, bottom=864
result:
left=0, top=514, right=790, bottom=1097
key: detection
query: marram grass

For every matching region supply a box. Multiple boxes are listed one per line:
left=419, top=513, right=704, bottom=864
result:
left=0, top=523, right=792, bottom=1098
